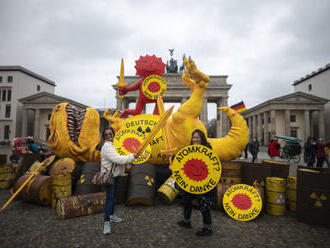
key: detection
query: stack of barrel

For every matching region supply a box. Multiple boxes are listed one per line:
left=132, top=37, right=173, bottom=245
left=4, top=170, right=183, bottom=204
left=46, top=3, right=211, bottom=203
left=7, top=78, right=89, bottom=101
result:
left=296, top=167, right=330, bottom=228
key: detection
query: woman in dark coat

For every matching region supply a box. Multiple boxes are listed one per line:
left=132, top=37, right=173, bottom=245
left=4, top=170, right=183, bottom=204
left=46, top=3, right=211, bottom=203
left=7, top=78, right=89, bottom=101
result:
left=304, top=136, right=317, bottom=167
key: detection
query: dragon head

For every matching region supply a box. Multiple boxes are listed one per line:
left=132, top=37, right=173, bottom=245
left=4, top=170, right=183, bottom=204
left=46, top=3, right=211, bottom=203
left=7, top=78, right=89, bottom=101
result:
left=135, top=55, right=166, bottom=77
left=48, top=103, right=101, bottom=162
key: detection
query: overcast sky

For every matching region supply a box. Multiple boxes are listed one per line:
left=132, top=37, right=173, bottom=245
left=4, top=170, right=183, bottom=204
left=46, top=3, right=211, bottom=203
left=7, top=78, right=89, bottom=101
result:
left=1, top=0, right=329, bottom=120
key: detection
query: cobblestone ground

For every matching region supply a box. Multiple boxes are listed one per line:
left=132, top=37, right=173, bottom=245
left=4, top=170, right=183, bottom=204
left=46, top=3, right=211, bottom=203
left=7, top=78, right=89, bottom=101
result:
left=0, top=189, right=330, bottom=248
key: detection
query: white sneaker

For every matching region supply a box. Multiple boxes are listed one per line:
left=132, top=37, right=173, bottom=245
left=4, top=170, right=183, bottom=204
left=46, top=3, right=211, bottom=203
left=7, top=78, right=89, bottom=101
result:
left=110, top=215, right=123, bottom=223
left=103, top=221, right=111, bottom=234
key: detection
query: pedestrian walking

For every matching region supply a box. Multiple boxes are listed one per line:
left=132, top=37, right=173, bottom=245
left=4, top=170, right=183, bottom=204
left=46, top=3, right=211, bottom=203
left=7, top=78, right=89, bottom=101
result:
left=100, top=127, right=139, bottom=235
left=324, top=142, right=330, bottom=168
left=268, top=138, right=281, bottom=160
left=315, top=138, right=326, bottom=168
left=249, top=137, right=259, bottom=163
left=176, top=129, right=214, bottom=237
left=304, top=137, right=317, bottom=167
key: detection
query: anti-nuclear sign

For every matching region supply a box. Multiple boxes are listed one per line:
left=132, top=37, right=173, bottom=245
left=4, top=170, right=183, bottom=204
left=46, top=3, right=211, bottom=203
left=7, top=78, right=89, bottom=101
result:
left=113, top=128, right=151, bottom=164
left=222, top=184, right=262, bottom=221
left=142, top=75, right=167, bottom=100
left=171, top=145, right=221, bottom=194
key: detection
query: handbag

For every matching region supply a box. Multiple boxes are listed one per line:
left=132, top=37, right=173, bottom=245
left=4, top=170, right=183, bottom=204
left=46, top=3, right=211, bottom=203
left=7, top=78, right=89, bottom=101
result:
left=91, top=165, right=116, bottom=185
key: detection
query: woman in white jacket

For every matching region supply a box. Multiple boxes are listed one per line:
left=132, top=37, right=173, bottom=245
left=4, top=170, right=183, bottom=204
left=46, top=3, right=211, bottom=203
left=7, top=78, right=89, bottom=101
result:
left=101, top=127, right=139, bottom=235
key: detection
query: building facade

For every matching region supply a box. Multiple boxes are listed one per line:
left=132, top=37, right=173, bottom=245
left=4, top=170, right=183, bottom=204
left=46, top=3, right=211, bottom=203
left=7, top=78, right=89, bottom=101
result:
left=293, top=63, right=330, bottom=140
left=0, top=66, right=56, bottom=161
left=113, top=73, right=232, bottom=138
left=243, top=92, right=328, bottom=146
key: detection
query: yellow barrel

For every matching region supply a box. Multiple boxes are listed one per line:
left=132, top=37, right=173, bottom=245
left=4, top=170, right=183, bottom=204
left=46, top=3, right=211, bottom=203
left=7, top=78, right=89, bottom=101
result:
left=287, top=176, right=297, bottom=212
left=266, top=177, right=286, bottom=216
left=51, top=174, right=72, bottom=208
left=0, top=164, right=14, bottom=189
left=157, top=175, right=179, bottom=204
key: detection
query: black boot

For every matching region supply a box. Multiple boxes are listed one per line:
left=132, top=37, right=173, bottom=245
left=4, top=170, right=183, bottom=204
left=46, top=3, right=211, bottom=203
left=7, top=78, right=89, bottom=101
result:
left=177, top=220, right=192, bottom=229
left=196, top=227, right=213, bottom=236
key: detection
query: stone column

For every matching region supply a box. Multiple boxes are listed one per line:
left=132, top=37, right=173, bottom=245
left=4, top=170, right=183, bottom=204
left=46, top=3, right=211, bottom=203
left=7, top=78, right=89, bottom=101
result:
left=34, top=109, right=40, bottom=138
left=318, top=109, right=325, bottom=139
left=201, top=97, right=208, bottom=126
left=310, top=110, right=314, bottom=137
left=304, top=110, right=310, bottom=140
left=221, top=97, right=229, bottom=136
left=263, top=112, right=269, bottom=145
left=252, top=115, right=257, bottom=140
left=270, top=110, right=276, bottom=135
left=21, top=109, right=28, bottom=137
left=116, top=97, right=124, bottom=111
left=285, top=109, right=290, bottom=136
left=257, top=113, right=262, bottom=144
left=247, top=116, right=252, bottom=142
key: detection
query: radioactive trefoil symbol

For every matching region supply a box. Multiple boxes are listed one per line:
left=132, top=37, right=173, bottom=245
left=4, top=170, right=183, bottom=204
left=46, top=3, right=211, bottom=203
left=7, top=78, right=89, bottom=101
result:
left=310, top=192, right=327, bottom=207
left=275, top=193, right=286, bottom=204
left=79, top=174, right=85, bottom=184
left=145, top=176, right=154, bottom=187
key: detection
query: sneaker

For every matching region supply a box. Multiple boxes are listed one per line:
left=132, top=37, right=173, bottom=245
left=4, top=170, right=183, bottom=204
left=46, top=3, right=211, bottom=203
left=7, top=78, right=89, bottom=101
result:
left=177, top=220, right=192, bottom=229
left=103, top=221, right=111, bottom=235
left=195, top=228, right=213, bottom=236
left=110, top=215, right=123, bottom=223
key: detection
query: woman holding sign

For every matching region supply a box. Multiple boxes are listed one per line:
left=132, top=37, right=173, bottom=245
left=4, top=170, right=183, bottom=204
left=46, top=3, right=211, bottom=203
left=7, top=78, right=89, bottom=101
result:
left=101, top=127, right=139, bottom=235
left=176, top=129, right=215, bottom=237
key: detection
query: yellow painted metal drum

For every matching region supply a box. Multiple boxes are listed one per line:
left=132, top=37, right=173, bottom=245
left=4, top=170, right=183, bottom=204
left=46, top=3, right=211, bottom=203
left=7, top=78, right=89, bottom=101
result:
left=0, top=164, right=14, bottom=189
left=287, top=176, right=297, bottom=212
left=266, top=177, right=286, bottom=216
left=157, top=175, right=179, bottom=204
left=51, top=174, right=72, bottom=208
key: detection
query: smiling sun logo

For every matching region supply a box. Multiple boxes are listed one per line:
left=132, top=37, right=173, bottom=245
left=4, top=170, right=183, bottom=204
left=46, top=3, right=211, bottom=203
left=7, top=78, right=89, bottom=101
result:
left=172, top=145, right=221, bottom=194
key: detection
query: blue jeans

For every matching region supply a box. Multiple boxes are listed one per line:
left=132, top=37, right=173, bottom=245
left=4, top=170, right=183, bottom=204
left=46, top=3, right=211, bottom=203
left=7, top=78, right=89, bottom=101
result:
left=104, top=177, right=121, bottom=221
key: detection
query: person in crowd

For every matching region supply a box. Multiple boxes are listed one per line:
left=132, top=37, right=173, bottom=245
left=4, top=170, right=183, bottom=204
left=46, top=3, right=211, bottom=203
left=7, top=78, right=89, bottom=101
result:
left=249, top=137, right=259, bottom=163
left=244, top=143, right=249, bottom=159
left=28, top=139, right=39, bottom=153
left=304, top=136, right=317, bottom=167
left=268, top=138, right=281, bottom=160
left=101, top=127, right=139, bottom=235
left=315, top=138, right=326, bottom=168
left=324, top=142, right=330, bottom=168
left=176, top=129, right=215, bottom=237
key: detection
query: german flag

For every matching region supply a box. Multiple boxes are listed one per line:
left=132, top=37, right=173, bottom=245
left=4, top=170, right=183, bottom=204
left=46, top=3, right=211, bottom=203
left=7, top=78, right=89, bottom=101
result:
left=230, top=101, right=246, bottom=113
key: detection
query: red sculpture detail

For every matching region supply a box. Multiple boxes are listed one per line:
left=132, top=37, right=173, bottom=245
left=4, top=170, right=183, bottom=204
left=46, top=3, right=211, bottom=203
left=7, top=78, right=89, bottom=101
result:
left=118, top=55, right=166, bottom=117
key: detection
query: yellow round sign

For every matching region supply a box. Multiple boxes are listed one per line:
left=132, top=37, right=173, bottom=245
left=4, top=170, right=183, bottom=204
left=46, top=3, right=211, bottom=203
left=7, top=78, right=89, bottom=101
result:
left=172, top=145, right=221, bottom=194
left=142, top=75, right=167, bottom=100
left=113, top=128, right=151, bottom=165
left=223, top=184, right=262, bottom=221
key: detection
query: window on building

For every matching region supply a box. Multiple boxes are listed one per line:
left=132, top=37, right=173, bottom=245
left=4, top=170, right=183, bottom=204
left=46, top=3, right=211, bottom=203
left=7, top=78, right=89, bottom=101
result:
left=4, top=125, right=10, bottom=139
left=290, top=115, right=296, bottom=122
left=7, top=76, right=13, bottom=83
left=0, top=76, right=2, bottom=83
left=262, top=118, right=264, bottom=124
left=5, top=105, right=11, bottom=118
left=48, top=114, right=51, bottom=120
left=290, top=129, right=297, bottom=138
left=308, top=84, right=312, bottom=91
left=268, top=117, right=271, bottom=123
left=7, top=90, right=11, bottom=101
left=2, top=90, right=6, bottom=101
left=37, top=85, right=41, bottom=91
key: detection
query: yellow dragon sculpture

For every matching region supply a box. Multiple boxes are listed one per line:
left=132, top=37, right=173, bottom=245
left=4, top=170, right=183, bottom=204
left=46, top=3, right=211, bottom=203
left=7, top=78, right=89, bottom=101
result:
left=48, top=58, right=248, bottom=163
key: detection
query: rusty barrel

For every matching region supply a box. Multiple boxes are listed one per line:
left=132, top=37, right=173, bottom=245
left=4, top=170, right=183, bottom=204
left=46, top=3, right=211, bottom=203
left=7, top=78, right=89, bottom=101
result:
left=51, top=174, right=72, bottom=208
left=157, top=175, right=179, bottom=204
left=14, top=174, right=52, bottom=206
left=49, top=158, right=76, bottom=176
left=74, top=162, right=101, bottom=195
left=242, top=161, right=272, bottom=186
left=262, top=159, right=290, bottom=179
left=287, top=176, right=297, bottom=212
left=0, top=164, right=14, bottom=189
left=216, top=182, right=233, bottom=210
left=220, top=161, right=242, bottom=185
left=297, top=168, right=330, bottom=227
left=126, top=163, right=156, bottom=206
left=115, top=173, right=130, bottom=204
left=56, top=192, right=106, bottom=219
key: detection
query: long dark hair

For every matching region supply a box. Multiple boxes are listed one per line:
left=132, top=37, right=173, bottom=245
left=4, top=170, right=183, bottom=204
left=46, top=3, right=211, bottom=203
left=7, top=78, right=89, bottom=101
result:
left=190, top=129, right=212, bottom=149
